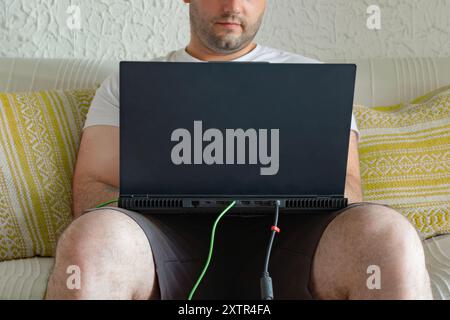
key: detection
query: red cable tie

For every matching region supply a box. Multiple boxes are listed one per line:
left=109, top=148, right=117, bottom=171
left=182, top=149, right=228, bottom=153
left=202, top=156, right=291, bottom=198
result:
left=271, top=226, right=281, bottom=233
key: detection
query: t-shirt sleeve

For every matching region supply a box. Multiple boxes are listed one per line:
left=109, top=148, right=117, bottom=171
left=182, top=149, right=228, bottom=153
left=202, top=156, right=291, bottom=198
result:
left=83, top=71, right=120, bottom=131
left=351, top=113, right=360, bottom=141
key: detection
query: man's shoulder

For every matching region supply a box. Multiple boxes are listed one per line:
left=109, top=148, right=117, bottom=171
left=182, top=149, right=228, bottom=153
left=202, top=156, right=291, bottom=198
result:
left=102, top=50, right=176, bottom=86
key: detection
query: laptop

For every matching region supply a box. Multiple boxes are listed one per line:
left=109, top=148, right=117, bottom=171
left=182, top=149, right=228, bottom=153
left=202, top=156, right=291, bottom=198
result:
left=118, top=61, right=356, bottom=214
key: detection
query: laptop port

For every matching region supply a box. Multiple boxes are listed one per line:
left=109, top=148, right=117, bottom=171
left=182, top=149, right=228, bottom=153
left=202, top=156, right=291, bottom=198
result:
left=191, top=201, right=199, bottom=207
left=215, top=201, right=229, bottom=205
left=254, top=201, right=275, bottom=206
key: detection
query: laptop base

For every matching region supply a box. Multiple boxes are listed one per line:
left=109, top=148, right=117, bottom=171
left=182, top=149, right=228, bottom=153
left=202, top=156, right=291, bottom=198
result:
left=119, top=195, right=348, bottom=215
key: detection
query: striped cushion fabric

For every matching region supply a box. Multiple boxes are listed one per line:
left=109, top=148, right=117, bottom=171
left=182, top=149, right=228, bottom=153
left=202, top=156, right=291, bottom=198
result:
left=354, top=85, right=450, bottom=239
left=0, top=89, right=95, bottom=261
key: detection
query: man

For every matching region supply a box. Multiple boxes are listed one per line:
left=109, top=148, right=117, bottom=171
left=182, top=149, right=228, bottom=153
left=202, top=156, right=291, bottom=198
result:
left=45, top=0, right=432, bottom=300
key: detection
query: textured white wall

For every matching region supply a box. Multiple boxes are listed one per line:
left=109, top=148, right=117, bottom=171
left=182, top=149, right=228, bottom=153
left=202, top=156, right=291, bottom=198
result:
left=1, top=0, right=449, bottom=60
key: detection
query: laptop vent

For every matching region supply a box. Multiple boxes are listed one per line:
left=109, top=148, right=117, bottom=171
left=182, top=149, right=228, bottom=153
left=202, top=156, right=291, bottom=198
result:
left=125, top=198, right=183, bottom=209
left=286, top=198, right=347, bottom=209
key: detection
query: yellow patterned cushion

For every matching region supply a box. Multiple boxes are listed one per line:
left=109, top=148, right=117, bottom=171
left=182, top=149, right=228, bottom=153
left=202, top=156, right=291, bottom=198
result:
left=0, top=89, right=95, bottom=261
left=354, top=85, right=450, bottom=239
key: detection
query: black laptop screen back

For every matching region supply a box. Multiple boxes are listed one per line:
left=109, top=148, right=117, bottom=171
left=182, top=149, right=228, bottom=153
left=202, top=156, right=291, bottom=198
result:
left=120, top=62, right=356, bottom=197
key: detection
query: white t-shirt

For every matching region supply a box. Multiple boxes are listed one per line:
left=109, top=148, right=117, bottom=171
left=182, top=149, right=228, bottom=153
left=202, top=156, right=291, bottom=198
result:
left=83, top=44, right=360, bottom=139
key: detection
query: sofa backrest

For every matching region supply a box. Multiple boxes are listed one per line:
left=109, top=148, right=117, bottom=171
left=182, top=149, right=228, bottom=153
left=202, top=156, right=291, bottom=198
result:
left=1, top=57, right=450, bottom=107
left=0, top=58, right=118, bottom=93
left=327, top=57, right=450, bottom=107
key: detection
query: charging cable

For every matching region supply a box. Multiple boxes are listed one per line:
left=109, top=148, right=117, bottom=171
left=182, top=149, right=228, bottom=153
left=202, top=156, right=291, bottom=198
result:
left=188, top=200, right=237, bottom=300
left=95, top=198, right=119, bottom=208
left=260, top=200, right=281, bottom=300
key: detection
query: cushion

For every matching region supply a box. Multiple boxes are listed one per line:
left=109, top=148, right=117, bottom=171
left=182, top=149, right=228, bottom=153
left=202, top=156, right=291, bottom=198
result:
left=354, top=85, right=450, bottom=239
left=0, top=89, right=95, bottom=261
left=0, top=257, right=54, bottom=299
left=423, top=234, right=450, bottom=300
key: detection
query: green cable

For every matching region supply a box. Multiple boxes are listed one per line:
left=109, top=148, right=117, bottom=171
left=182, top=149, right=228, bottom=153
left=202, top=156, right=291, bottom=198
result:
left=188, top=200, right=237, bottom=300
left=95, top=198, right=119, bottom=208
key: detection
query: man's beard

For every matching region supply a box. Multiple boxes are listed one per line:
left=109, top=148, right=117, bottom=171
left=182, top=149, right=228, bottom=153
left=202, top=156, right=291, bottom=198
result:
left=190, top=5, right=263, bottom=54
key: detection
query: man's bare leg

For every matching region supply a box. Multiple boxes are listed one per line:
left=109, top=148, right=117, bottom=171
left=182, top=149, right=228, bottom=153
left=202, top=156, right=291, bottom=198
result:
left=46, top=209, right=159, bottom=299
left=310, top=203, right=433, bottom=300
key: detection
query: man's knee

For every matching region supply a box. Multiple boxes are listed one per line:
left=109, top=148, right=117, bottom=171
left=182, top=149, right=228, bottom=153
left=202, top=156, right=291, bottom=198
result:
left=48, top=209, right=157, bottom=299
left=311, top=203, right=429, bottom=299
left=55, top=209, right=149, bottom=266
left=332, top=203, right=420, bottom=248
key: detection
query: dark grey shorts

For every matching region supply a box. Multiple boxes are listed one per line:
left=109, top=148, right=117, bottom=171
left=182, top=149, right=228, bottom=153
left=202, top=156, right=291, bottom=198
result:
left=83, top=202, right=391, bottom=300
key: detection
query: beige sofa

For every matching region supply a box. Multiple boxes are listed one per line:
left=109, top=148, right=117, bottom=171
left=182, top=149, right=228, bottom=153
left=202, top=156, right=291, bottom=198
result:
left=0, top=57, right=449, bottom=300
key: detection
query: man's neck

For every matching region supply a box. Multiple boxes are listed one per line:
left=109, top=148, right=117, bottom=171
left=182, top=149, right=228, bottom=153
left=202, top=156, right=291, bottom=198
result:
left=185, top=39, right=257, bottom=62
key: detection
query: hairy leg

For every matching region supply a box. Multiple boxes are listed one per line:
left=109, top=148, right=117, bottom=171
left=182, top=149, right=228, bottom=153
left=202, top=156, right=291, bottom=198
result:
left=310, top=204, right=432, bottom=300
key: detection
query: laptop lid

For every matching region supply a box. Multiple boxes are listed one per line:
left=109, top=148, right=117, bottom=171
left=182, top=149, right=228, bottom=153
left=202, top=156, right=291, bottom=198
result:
left=119, top=62, right=356, bottom=202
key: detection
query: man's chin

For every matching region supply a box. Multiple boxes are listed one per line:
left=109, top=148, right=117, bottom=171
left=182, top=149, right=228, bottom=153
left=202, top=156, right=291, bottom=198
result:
left=212, top=41, right=245, bottom=53
left=213, top=35, right=244, bottom=48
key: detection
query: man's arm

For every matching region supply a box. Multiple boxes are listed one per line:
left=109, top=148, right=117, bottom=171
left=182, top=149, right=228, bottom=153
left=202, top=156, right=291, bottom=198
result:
left=344, top=131, right=364, bottom=203
left=72, top=126, right=120, bottom=219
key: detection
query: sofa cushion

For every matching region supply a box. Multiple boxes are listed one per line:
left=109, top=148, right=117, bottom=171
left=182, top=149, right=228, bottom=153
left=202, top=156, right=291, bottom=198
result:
left=354, top=85, right=450, bottom=239
left=423, top=234, right=450, bottom=300
left=0, top=257, right=54, bottom=299
left=0, top=89, right=95, bottom=261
